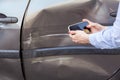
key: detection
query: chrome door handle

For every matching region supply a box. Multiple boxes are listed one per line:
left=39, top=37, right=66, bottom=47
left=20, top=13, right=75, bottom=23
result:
left=0, top=17, right=18, bottom=23
left=0, top=13, right=18, bottom=23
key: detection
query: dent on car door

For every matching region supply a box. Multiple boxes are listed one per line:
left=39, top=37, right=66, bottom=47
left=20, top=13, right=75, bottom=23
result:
left=22, top=0, right=120, bottom=80
left=0, top=0, right=28, bottom=80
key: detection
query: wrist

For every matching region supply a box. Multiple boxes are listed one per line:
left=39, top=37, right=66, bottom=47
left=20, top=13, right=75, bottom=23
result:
left=86, top=34, right=90, bottom=44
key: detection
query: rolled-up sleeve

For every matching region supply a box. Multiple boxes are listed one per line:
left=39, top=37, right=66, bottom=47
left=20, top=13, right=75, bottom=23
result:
left=89, top=2, right=120, bottom=49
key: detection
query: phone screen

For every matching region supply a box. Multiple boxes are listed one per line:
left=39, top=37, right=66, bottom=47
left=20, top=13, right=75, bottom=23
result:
left=68, top=22, right=88, bottom=31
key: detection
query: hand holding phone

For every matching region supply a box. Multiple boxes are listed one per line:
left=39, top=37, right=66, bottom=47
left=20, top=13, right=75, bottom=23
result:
left=68, top=21, right=90, bottom=33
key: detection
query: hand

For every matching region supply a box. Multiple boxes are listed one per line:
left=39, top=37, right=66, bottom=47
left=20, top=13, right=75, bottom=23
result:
left=69, top=30, right=89, bottom=44
left=82, top=19, right=107, bottom=33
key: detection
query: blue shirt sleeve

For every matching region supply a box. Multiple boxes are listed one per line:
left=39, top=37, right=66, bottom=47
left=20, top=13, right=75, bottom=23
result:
left=89, top=2, right=120, bottom=49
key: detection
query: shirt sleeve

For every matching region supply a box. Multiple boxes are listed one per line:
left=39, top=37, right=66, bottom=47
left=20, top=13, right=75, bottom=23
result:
left=89, top=2, right=120, bottom=49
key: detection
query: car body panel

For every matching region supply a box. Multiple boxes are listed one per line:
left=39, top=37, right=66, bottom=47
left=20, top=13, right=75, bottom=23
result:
left=23, top=0, right=119, bottom=49
left=0, top=0, right=28, bottom=80
left=22, top=0, right=120, bottom=80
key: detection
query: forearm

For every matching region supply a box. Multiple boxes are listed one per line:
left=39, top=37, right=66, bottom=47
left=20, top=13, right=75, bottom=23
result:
left=89, top=27, right=117, bottom=49
left=89, top=2, right=120, bottom=49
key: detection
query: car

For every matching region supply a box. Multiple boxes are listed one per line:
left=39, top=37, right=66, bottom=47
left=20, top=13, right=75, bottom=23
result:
left=0, top=0, right=120, bottom=80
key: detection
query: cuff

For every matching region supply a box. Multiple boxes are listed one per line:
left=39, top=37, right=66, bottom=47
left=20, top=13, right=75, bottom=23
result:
left=89, top=33, right=100, bottom=48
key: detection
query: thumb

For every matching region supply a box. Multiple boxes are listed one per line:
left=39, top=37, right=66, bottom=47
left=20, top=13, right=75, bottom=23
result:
left=82, top=19, right=92, bottom=28
left=69, top=31, right=76, bottom=35
left=82, top=19, right=92, bottom=24
left=83, top=19, right=98, bottom=29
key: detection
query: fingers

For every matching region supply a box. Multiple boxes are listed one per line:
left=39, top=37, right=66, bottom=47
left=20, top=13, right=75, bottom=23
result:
left=69, top=31, right=76, bottom=39
left=82, top=19, right=94, bottom=28
left=87, top=23, right=98, bottom=28
left=68, top=30, right=89, bottom=44
left=69, top=31, right=76, bottom=35
left=69, top=31, right=79, bottom=43
left=69, top=30, right=84, bottom=38
left=82, top=19, right=100, bottom=27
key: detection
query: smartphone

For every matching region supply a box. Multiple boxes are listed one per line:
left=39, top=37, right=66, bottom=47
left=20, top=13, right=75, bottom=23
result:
left=68, top=21, right=89, bottom=31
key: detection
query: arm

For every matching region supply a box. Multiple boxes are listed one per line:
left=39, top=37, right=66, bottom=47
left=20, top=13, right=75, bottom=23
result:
left=89, top=2, right=120, bottom=49
left=69, top=19, right=107, bottom=45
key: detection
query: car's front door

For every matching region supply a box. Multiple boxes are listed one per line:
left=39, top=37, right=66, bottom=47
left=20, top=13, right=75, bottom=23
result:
left=0, top=0, right=29, bottom=80
left=22, top=0, right=120, bottom=80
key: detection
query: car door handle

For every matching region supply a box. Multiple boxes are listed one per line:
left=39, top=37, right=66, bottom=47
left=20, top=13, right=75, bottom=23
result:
left=0, top=17, right=18, bottom=23
left=0, top=13, right=18, bottom=23
left=110, top=12, right=117, bottom=17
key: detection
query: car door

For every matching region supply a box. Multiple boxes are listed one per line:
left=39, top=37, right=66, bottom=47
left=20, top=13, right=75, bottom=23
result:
left=0, top=0, right=29, bottom=80
left=22, top=0, right=120, bottom=80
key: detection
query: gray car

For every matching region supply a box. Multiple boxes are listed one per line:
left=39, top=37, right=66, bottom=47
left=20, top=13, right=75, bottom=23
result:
left=0, top=0, right=120, bottom=80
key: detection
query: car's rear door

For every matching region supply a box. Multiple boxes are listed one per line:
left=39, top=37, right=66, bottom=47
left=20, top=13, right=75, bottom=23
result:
left=22, top=0, right=120, bottom=80
left=0, top=0, right=29, bottom=80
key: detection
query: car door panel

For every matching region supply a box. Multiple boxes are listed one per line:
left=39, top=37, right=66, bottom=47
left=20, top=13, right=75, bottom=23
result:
left=0, top=0, right=28, bottom=80
left=22, top=0, right=120, bottom=80
left=23, top=48, right=120, bottom=80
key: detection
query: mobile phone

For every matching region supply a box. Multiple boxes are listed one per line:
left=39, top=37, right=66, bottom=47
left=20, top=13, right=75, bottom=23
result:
left=68, top=21, right=89, bottom=31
